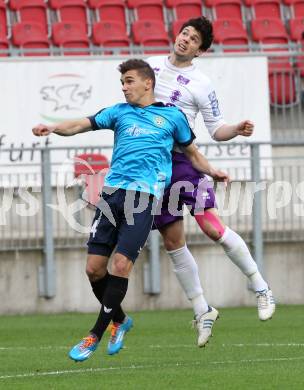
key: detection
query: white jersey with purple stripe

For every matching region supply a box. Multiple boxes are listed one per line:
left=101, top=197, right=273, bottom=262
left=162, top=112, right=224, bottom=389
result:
left=146, top=56, right=226, bottom=141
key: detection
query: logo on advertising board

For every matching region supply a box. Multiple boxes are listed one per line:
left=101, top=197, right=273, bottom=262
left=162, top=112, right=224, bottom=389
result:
left=39, top=74, right=92, bottom=122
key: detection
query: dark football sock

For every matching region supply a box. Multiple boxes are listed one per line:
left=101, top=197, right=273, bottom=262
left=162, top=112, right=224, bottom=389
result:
left=112, top=305, right=127, bottom=324
left=90, top=272, right=110, bottom=304
left=90, top=274, right=128, bottom=340
left=91, top=273, right=126, bottom=326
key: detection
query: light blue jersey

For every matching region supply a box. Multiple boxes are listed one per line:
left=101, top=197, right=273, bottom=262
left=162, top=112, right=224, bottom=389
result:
left=88, top=102, right=195, bottom=198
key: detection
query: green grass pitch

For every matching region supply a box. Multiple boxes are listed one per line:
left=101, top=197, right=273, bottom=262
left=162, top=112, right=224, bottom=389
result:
left=0, top=306, right=303, bottom=389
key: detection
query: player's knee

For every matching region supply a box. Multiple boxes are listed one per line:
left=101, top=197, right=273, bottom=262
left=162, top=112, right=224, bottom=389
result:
left=86, top=264, right=101, bottom=281
left=204, top=225, right=223, bottom=241
left=159, top=221, right=185, bottom=251
left=111, top=254, right=132, bottom=277
left=163, top=235, right=185, bottom=251
left=160, top=227, right=185, bottom=250
left=86, top=257, right=107, bottom=281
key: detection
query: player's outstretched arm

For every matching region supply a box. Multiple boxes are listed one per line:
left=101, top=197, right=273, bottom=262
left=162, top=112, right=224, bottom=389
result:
left=213, top=120, right=254, bottom=141
left=182, top=143, right=230, bottom=182
left=32, top=118, right=92, bottom=137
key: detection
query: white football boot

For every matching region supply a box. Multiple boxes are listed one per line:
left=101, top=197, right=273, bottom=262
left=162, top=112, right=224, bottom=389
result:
left=256, top=289, right=276, bottom=321
left=193, top=306, right=219, bottom=347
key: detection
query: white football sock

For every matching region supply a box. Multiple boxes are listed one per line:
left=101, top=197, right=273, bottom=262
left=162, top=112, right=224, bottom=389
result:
left=167, top=245, right=209, bottom=317
left=217, top=227, right=268, bottom=292
left=250, top=271, right=269, bottom=293
left=191, top=295, right=209, bottom=319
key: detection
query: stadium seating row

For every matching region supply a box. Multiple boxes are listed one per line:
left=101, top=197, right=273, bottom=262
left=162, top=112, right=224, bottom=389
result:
left=0, top=0, right=303, bottom=106
left=0, top=18, right=303, bottom=60
left=0, top=0, right=303, bottom=57
left=1, top=0, right=304, bottom=41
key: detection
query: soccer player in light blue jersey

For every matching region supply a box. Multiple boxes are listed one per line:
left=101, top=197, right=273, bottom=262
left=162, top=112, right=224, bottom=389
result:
left=32, top=59, right=228, bottom=362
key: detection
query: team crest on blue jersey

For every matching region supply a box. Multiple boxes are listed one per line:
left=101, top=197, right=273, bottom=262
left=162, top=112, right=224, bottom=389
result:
left=153, top=116, right=166, bottom=127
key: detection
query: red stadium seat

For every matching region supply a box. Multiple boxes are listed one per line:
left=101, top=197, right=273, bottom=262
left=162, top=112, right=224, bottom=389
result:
left=52, top=22, right=90, bottom=55
left=128, top=0, right=164, bottom=23
left=12, top=22, right=50, bottom=56
left=92, top=21, right=130, bottom=54
left=244, top=0, right=282, bottom=19
left=74, top=153, right=109, bottom=176
left=0, top=0, right=8, bottom=36
left=0, top=24, right=9, bottom=57
left=81, top=172, right=108, bottom=206
left=251, top=18, right=290, bottom=69
left=165, top=0, right=202, bottom=20
left=295, top=57, right=304, bottom=76
left=268, top=65, right=297, bottom=105
left=74, top=153, right=110, bottom=207
left=205, top=0, right=243, bottom=21
left=252, top=18, right=297, bottom=105
left=9, top=0, right=48, bottom=34
left=251, top=18, right=289, bottom=45
left=213, top=19, right=249, bottom=51
left=289, top=18, right=304, bottom=75
left=88, top=0, right=127, bottom=30
left=49, top=0, right=88, bottom=31
left=283, top=0, right=304, bottom=18
left=289, top=17, right=304, bottom=40
left=132, top=20, right=170, bottom=53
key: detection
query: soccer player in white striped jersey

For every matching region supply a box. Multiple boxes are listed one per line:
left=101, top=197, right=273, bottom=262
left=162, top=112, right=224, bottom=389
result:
left=108, top=17, right=275, bottom=351
left=145, top=17, right=275, bottom=346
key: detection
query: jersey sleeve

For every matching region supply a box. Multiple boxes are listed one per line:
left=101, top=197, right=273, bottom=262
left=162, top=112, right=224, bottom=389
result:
left=196, top=78, right=226, bottom=139
left=173, top=109, right=196, bottom=146
left=146, top=56, right=158, bottom=67
left=87, top=105, right=118, bottom=131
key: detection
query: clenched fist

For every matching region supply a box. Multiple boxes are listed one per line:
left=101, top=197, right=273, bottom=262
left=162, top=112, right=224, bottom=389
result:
left=236, top=120, right=254, bottom=137
left=209, top=168, right=230, bottom=183
left=32, top=124, right=54, bottom=137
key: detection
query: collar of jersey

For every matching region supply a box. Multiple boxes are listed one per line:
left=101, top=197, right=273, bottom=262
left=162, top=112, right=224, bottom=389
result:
left=165, top=56, right=195, bottom=72
left=131, top=102, right=165, bottom=109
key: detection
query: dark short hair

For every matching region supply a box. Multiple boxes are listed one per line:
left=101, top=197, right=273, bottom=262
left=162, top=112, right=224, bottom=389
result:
left=118, top=59, right=156, bottom=89
left=179, top=17, right=213, bottom=51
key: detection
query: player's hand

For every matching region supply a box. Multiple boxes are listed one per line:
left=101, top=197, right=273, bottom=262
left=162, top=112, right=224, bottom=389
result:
left=209, top=168, right=230, bottom=183
left=236, top=120, right=254, bottom=137
left=32, top=124, right=54, bottom=137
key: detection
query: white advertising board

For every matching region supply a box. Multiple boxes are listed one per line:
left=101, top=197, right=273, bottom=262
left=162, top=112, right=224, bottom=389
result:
left=0, top=56, right=271, bottom=177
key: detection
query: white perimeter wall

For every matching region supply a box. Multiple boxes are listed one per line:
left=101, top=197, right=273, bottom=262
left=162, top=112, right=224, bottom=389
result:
left=0, top=241, right=303, bottom=315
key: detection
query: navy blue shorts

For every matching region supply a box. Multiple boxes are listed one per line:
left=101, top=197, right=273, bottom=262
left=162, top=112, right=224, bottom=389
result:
left=87, top=188, right=155, bottom=262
